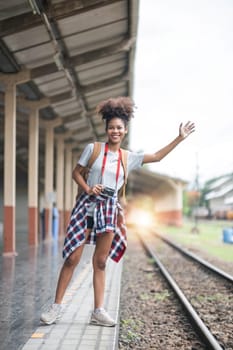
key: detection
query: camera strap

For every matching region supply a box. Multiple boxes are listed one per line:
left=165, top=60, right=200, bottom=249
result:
left=101, top=143, right=122, bottom=186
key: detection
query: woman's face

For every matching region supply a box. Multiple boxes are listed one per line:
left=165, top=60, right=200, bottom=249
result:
left=106, top=117, right=127, bottom=145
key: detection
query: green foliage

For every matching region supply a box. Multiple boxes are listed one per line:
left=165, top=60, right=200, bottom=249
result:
left=159, top=219, right=233, bottom=262
left=183, top=191, right=192, bottom=217
left=153, top=290, right=170, bottom=301
left=120, top=318, right=142, bottom=344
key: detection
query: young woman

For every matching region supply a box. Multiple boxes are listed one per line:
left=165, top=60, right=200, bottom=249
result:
left=40, top=96, right=195, bottom=327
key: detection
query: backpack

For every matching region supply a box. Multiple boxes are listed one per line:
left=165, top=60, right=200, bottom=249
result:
left=76, top=142, right=128, bottom=200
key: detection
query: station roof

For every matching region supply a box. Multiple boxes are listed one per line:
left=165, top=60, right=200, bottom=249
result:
left=129, top=167, right=188, bottom=196
left=0, top=0, right=139, bottom=174
left=0, top=0, right=189, bottom=196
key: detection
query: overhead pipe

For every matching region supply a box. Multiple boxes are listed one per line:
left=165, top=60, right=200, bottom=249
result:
left=28, top=0, right=88, bottom=119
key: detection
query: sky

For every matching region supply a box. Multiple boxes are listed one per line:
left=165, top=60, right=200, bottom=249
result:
left=130, top=0, right=233, bottom=186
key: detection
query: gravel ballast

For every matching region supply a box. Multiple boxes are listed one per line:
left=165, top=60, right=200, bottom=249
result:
left=118, top=232, right=207, bottom=349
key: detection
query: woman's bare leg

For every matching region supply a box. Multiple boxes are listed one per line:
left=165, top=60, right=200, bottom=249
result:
left=92, top=232, right=114, bottom=309
left=55, top=229, right=92, bottom=304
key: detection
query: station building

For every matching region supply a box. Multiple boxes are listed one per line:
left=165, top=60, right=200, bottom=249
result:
left=0, top=0, right=187, bottom=256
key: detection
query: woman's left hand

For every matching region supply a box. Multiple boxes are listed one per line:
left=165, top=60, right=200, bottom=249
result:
left=179, top=121, right=195, bottom=139
left=87, top=184, right=104, bottom=196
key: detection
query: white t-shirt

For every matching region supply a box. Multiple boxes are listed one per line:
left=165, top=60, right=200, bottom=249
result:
left=78, top=142, right=144, bottom=192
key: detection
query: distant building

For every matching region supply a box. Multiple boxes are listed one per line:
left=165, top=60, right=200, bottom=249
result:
left=205, top=173, right=233, bottom=219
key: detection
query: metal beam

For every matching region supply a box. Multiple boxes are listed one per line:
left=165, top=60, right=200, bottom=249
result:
left=31, top=38, right=133, bottom=79
left=0, top=0, right=122, bottom=37
left=82, top=72, right=129, bottom=94
left=49, top=91, right=72, bottom=104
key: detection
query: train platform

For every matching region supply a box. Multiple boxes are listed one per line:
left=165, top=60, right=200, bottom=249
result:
left=0, top=231, right=123, bottom=350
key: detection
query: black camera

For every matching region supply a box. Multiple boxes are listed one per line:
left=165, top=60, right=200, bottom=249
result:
left=101, top=186, right=115, bottom=197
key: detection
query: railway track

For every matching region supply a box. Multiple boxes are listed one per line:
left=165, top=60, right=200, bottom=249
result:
left=136, top=230, right=233, bottom=350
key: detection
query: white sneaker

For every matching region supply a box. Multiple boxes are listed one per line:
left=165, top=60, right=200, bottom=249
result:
left=40, top=303, right=62, bottom=325
left=90, top=309, right=116, bottom=327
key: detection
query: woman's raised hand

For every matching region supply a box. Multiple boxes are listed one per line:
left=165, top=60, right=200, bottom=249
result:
left=179, top=121, right=195, bottom=140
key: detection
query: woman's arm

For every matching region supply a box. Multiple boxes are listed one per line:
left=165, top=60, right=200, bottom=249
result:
left=72, top=164, right=103, bottom=195
left=143, top=121, right=195, bottom=164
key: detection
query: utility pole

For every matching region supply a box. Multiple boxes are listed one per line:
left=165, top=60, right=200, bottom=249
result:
left=191, top=152, right=200, bottom=233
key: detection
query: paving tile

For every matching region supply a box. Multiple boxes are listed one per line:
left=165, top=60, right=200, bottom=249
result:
left=1, top=233, right=122, bottom=350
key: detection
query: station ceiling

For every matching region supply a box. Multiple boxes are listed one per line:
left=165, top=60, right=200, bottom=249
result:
left=0, top=0, right=139, bottom=176
left=0, top=0, right=187, bottom=195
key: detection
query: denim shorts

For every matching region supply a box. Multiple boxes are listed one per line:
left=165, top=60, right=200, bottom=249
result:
left=87, top=216, right=94, bottom=229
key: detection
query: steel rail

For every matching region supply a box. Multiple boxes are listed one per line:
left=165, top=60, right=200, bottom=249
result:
left=153, top=231, right=233, bottom=284
left=137, top=231, right=224, bottom=350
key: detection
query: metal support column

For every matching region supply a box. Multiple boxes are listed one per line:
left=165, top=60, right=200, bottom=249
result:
left=72, top=152, right=78, bottom=204
left=42, top=118, right=62, bottom=240
left=18, top=98, right=50, bottom=245
left=64, top=144, right=73, bottom=229
left=0, top=70, right=30, bottom=255
left=44, top=123, right=54, bottom=240
left=56, top=135, right=65, bottom=237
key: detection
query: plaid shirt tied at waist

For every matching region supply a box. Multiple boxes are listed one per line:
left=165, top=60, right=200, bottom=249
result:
left=63, top=193, right=127, bottom=262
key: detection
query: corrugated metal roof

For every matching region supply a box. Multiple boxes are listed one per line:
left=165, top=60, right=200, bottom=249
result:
left=0, top=0, right=139, bottom=174
left=205, top=183, right=233, bottom=200
left=208, top=174, right=233, bottom=191
left=225, top=196, right=233, bottom=205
